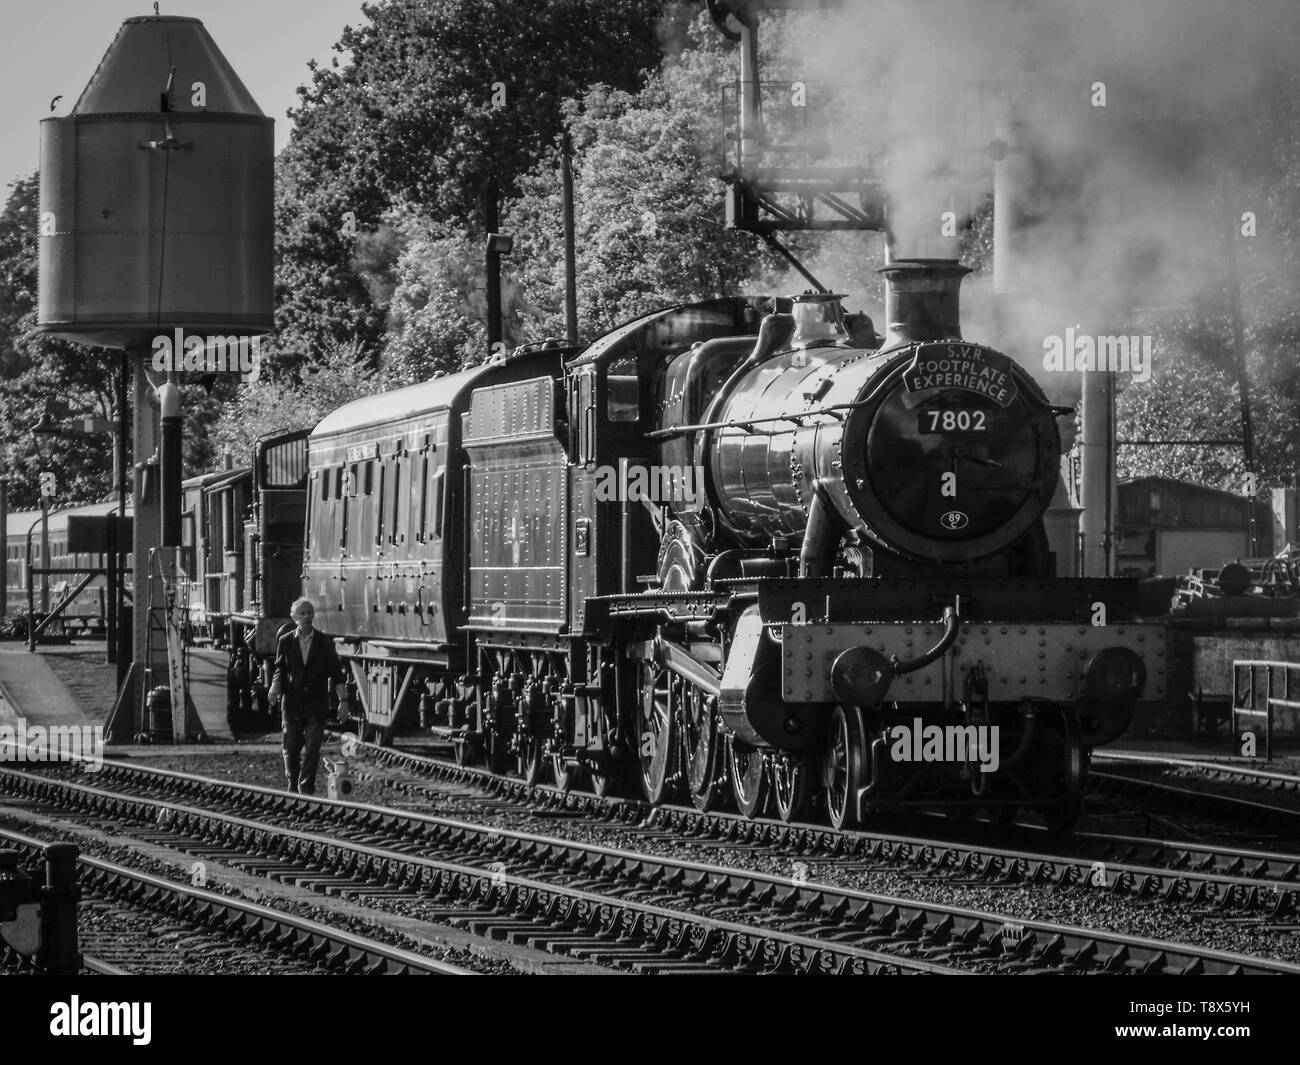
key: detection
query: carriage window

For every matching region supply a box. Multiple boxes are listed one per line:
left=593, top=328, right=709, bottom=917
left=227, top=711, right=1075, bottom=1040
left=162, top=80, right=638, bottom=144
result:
left=262, top=435, right=308, bottom=488
left=222, top=492, right=236, bottom=547
left=606, top=354, right=639, bottom=422
left=391, top=456, right=403, bottom=543
left=417, top=454, right=429, bottom=542
left=574, top=368, right=596, bottom=466
left=431, top=469, right=445, bottom=541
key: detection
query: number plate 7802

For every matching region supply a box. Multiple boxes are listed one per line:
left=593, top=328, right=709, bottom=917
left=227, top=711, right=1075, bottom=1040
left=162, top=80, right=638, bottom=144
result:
left=917, top=409, right=990, bottom=433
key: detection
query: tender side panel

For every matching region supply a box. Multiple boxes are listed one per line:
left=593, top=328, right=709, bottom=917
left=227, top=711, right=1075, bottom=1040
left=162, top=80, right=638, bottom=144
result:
left=464, top=377, right=567, bottom=633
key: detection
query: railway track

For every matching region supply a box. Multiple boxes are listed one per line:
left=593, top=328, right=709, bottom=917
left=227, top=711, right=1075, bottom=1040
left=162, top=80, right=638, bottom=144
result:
left=0, top=825, right=472, bottom=976
left=1094, top=752, right=1300, bottom=794
left=1, top=759, right=1296, bottom=975
left=334, top=740, right=1300, bottom=919
left=1087, top=752, right=1300, bottom=842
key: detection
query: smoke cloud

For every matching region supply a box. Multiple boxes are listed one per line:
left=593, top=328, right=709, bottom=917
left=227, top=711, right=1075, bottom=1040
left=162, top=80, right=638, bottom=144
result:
left=776, top=0, right=1300, bottom=385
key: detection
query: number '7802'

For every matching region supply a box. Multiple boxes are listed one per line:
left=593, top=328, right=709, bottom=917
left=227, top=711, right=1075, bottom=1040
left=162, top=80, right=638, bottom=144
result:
left=925, top=409, right=987, bottom=432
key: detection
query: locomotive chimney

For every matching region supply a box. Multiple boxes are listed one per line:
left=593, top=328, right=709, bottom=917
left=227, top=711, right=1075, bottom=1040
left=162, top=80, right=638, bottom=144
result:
left=879, top=259, right=971, bottom=349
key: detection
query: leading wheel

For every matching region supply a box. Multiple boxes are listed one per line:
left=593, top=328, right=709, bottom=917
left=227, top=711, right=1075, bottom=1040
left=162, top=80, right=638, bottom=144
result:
left=728, top=739, right=768, bottom=819
left=822, top=704, right=865, bottom=830
left=770, top=748, right=812, bottom=824
left=637, top=660, right=677, bottom=804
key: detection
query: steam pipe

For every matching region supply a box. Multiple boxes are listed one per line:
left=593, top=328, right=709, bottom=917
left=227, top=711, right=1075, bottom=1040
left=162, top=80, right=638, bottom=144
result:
left=889, top=605, right=960, bottom=675
left=158, top=380, right=182, bottom=548
left=799, top=482, right=840, bottom=578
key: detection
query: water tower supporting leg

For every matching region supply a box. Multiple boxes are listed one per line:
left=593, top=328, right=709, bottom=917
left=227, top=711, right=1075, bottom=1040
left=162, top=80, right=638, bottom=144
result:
left=104, top=358, right=164, bottom=742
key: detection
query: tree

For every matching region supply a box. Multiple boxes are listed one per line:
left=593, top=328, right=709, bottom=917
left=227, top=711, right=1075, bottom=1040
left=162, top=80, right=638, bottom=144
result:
left=0, top=174, right=117, bottom=507
left=496, top=13, right=785, bottom=345
left=210, top=338, right=384, bottom=461
left=270, top=0, right=670, bottom=371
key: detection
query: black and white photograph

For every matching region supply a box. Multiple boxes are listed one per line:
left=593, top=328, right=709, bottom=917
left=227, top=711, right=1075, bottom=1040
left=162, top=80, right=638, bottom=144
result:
left=0, top=0, right=1297, bottom=1037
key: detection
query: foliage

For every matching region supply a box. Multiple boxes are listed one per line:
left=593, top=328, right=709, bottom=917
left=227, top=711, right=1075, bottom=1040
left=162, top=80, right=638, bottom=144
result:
left=271, top=0, right=669, bottom=371
left=211, top=338, right=384, bottom=460
left=0, top=174, right=118, bottom=508
left=498, top=13, right=782, bottom=343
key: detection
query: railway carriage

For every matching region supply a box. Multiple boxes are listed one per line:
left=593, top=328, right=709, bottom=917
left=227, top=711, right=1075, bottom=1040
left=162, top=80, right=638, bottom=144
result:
left=4, top=499, right=132, bottom=634
left=222, top=429, right=311, bottom=728
left=181, top=465, right=252, bottom=644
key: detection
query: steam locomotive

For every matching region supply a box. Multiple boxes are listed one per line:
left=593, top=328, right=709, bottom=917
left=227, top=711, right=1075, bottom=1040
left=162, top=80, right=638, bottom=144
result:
left=217, top=258, right=1164, bottom=830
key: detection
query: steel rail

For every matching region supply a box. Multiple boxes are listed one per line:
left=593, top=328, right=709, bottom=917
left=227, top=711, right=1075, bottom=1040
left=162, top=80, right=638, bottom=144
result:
left=337, top=740, right=1300, bottom=914
left=1, top=764, right=1295, bottom=975
left=0, top=768, right=960, bottom=975
left=83, top=955, right=134, bottom=975
left=1093, top=751, right=1300, bottom=791
left=0, top=823, right=472, bottom=976
left=1089, top=771, right=1300, bottom=828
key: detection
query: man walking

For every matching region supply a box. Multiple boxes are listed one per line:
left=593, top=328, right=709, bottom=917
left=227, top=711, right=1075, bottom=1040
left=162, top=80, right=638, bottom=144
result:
left=268, top=597, right=349, bottom=794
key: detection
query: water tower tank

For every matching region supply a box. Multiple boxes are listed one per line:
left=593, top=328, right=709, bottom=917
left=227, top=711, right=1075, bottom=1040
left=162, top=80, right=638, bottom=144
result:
left=38, top=14, right=273, bottom=350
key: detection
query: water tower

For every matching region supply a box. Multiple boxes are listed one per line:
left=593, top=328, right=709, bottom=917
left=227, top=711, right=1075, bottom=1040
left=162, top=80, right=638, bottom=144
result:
left=38, top=13, right=273, bottom=740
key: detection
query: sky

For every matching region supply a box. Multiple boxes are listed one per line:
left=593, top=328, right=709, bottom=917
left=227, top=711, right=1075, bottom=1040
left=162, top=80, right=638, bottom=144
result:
left=0, top=0, right=370, bottom=192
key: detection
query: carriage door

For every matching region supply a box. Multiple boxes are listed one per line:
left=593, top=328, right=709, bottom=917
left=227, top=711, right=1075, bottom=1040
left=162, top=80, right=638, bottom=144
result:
left=569, top=366, right=597, bottom=631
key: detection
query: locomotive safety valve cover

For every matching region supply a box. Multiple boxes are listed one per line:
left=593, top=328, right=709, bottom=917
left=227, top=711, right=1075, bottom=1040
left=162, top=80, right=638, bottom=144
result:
left=779, top=620, right=1167, bottom=707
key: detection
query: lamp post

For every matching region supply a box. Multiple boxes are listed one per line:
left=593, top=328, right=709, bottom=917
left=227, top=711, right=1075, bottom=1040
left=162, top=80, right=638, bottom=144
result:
left=32, top=410, right=61, bottom=615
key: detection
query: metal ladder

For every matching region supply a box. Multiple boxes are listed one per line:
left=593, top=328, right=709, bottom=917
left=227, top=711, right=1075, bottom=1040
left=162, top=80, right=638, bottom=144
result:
left=141, top=546, right=205, bottom=742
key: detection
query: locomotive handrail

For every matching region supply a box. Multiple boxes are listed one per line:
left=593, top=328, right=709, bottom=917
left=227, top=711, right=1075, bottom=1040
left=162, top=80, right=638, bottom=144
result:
left=645, top=399, right=874, bottom=439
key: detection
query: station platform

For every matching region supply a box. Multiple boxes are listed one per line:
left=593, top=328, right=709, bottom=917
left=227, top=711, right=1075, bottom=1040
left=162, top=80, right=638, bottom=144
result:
left=0, top=640, right=243, bottom=743
left=0, top=643, right=89, bottom=729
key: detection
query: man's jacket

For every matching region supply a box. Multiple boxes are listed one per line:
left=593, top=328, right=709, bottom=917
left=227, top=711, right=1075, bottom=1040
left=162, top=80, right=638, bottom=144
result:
left=272, top=629, right=346, bottom=721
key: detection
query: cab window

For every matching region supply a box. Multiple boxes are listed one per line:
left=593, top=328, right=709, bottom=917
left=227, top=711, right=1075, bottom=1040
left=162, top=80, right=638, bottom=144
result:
left=606, top=353, right=639, bottom=422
